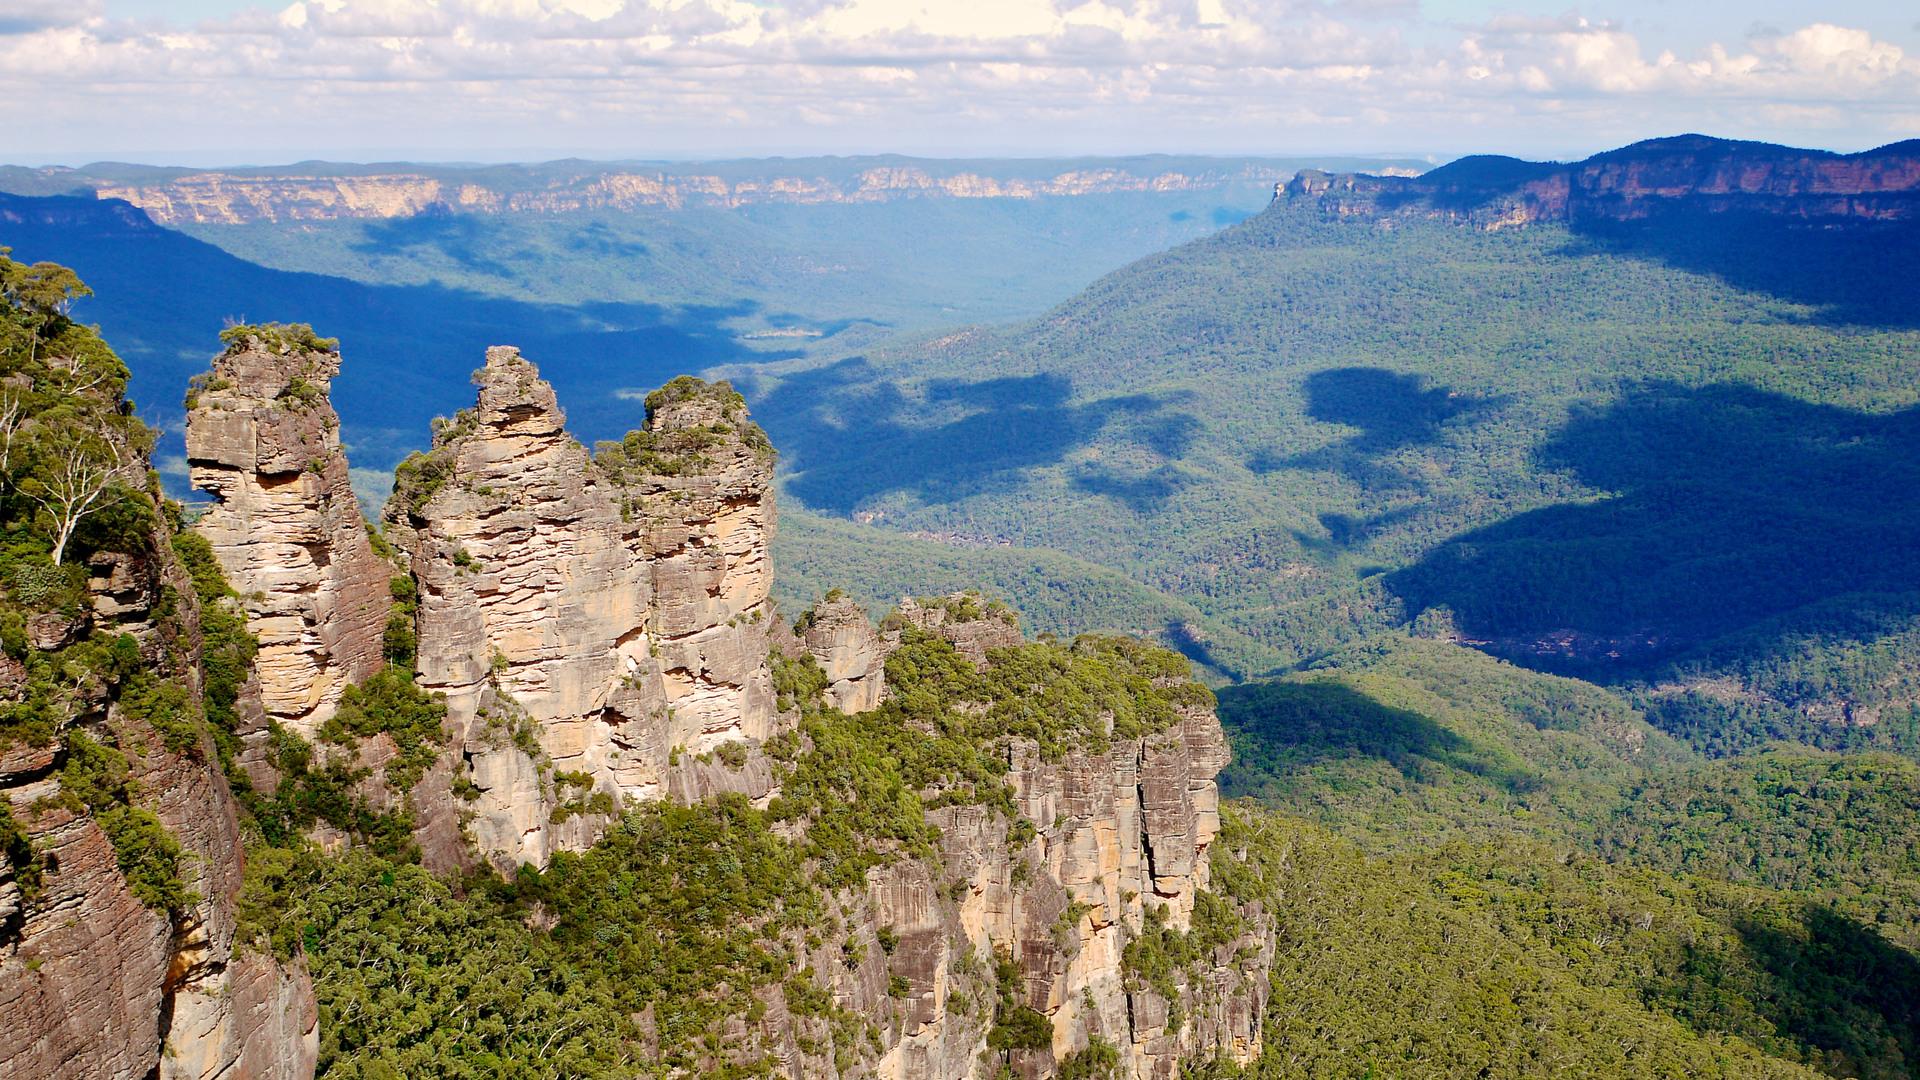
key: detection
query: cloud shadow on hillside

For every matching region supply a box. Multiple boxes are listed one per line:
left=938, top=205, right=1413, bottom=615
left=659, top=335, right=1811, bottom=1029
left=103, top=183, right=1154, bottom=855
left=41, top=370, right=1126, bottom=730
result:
left=1253, top=367, right=1500, bottom=491
left=1216, top=679, right=1539, bottom=800
left=1564, top=213, right=1920, bottom=331
left=739, top=357, right=1200, bottom=514
left=1386, top=380, right=1920, bottom=677
left=1724, top=906, right=1920, bottom=1072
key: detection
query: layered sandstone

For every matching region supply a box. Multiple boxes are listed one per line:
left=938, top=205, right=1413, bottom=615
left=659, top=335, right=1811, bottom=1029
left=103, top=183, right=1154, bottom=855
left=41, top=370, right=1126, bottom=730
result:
left=1, top=516, right=317, bottom=1080
left=712, top=599, right=1268, bottom=1079
left=384, top=349, right=779, bottom=869
left=877, top=603, right=1264, bottom=1078
left=798, top=596, right=890, bottom=713
left=184, top=333, right=390, bottom=738
left=1287, top=134, right=1920, bottom=229
left=66, top=161, right=1299, bottom=225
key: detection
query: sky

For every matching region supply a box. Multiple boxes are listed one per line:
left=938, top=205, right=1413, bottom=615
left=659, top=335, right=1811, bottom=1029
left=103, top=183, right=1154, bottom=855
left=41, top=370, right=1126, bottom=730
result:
left=2, top=0, right=1916, bottom=165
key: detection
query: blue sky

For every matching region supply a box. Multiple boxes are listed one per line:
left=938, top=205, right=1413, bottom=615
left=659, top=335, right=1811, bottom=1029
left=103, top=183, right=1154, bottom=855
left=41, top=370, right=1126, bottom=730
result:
left=8, top=1, right=1918, bottom=164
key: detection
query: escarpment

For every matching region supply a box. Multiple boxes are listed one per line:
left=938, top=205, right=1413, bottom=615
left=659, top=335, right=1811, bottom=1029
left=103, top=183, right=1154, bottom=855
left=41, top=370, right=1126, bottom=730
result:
left=184, top=328, right=389, bottom=740
left=1, top=545, right=318, bottom=1080
left=380, top=348, right=779, bottom=869
left=1287, top=134, right=1920, bottom=229
left=709, top=598, right=1272, bottom=1079
left=2, top=306, right=317, bottom=1075
left=128, top=330, right=1266, bottom=1078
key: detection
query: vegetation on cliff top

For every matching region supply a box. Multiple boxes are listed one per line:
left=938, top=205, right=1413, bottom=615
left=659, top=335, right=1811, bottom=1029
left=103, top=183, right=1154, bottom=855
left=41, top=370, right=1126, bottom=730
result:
left=0, top=250, right=210, bottom=914
left=236, top=617, right=1215, bottom=1077
left=217, top=321, right=339, bottom=356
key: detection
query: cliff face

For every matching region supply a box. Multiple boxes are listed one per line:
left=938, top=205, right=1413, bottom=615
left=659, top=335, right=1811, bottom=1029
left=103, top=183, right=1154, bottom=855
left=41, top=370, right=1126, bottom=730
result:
left=798, top=596, right=890, bottom=713
left=771, top=602, right=1271, bottom=1080
left=383, top=349, right=778, bottom=870
left=1287, top=135, right=1920, bottom=229
left=160, top=341, right=1267, bottom=1077
left=184, top=334, right=390, bottom=739
left=56, top=162, right=1294, bottom=226
left=0, top=514, right=316, bottom=1080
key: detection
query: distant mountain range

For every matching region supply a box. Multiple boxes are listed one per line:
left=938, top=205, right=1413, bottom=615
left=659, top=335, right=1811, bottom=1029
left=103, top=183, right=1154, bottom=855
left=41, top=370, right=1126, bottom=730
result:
left=757, top=134, right=1920, bottom=712
left=0, top=154, right=1428, bottom=225
left=1287, top=134, right=1920, bottom=228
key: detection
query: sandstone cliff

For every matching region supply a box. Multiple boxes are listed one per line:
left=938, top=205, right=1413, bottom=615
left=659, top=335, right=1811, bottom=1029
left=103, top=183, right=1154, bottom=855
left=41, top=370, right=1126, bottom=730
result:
left=0, top=497, right=316, bottom=1080
left=797, top=595, right=890, bottom=713
left=184, top=329, right=390, bottom=740
left=159, top=339, right=1265, bottom=1078
left=736, top=599, right=1271, bottom=1079
left=1286, top=134, right=1920, bottom=229
left=13, top=160, right=1303, bottom=226
left=382, top=349, right=779, bottom=870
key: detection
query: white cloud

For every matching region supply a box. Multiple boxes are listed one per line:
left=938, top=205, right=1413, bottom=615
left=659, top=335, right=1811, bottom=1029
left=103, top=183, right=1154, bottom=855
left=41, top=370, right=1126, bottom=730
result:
left=0, top=1, right=1915, bottom=159
left=0, top=0, right=101, bottom=36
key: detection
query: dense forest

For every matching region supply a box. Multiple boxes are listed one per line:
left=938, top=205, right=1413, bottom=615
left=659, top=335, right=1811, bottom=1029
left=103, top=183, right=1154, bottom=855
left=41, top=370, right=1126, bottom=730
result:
left=754, top=199, right=1920, bottom=738
left=6, top=171, right=1920, bottom=1076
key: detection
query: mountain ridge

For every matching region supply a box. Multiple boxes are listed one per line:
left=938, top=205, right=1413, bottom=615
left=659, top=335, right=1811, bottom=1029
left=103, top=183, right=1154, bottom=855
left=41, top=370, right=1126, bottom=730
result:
left=1, top=154, right=1428, bottom=226
left=1285, top=134, right=1920, bottom=228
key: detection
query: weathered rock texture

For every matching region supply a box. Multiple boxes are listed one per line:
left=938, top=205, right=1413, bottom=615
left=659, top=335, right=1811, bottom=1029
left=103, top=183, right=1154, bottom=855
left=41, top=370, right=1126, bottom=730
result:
left=384, top=349, right=779, bottom=870
left=18, top=160, right=1311, bottom=225
left=1287, top=134, right=1920, bottom=229
left=873, top=603, right=1268, bottom=1079
left=1, top=519, right=317, bottom=1080
left=702, top=599, right=1269, bottom=1079
left=185, top=335, right=390, bottom=739
left=799, top=597, right=890, bottom=713
left=157, top=343, right=1263, bottom=1078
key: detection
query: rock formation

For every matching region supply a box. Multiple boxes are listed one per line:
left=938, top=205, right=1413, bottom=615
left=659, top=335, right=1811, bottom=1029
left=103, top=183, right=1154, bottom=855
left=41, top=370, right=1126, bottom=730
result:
left=7, top=160, right=1308, bottom=225
left=798, top=595, right=890, bottom=713
left=1287, top=134, right=1920, bottom=229
left=158, top=339, right=1264, bottom=1078
left=685, top=596, right=1268, bottom=1078
left=382, top=348, right=779, bottom=869
left=184, top=331, right=390, bottom=739
left=0, top=507, right=317, bottom=1080
left=868, top=602, right=1266, bottom=1078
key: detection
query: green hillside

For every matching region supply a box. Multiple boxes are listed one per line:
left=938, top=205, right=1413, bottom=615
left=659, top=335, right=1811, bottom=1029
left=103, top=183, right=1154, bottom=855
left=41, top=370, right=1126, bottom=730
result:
left=1205, top=809, right=1920, bottom=1080
left=741, top=197, right=1920, bottom=742
left=1217, top=635, right=1687, bottom=840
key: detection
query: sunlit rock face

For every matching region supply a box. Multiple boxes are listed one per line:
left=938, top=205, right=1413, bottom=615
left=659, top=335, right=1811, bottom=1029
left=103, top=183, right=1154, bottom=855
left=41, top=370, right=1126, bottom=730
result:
left=800, top=596, right=890, bottom=713
left=1, top=506, right=317, bottom=1080
left=384, top=348, right=779, bottom=870
left=1286, top=135, right=1920, bottom=229
left=185, top=335, right=390, bottom=740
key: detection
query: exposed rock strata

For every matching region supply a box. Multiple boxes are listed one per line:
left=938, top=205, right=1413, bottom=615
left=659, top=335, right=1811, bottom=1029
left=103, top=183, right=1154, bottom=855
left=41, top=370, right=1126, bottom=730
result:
left=157, top=343, right=1264, bottom=1078
left=185, top=335, right=390, bottom=739
left=384, top=349, right=779, bottom=870
left=54, top=161, right=1301, bottom=225
left=696, top=599, right=1266, bottom=1078
left=1287, top=134, right=1920, bottom=229
left=1, top=516, right=317, bottom=1080
left=864, top=603, right=1266, bottom=1079
left=799, top=596, right=890, bottom=713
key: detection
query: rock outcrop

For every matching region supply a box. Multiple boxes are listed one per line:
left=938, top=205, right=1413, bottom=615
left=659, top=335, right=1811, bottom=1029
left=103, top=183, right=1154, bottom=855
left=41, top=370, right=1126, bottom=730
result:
left=798, top=596, right=890, bottom=713
left=185, top=332, right=390, bottom=739
left=161, top=339, right=1263, bottom=1079
left=1286, top=134, right=1920, bottom=229
left=696, top=597, right=1266, bottom=1079
left=8, top=160, right=1311, bottom=225
left=383, top=349, right=779, bottom=870
left=862, top=602, right=1266, bottom=1079
left=1, top=511, right=317, bottom=1080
